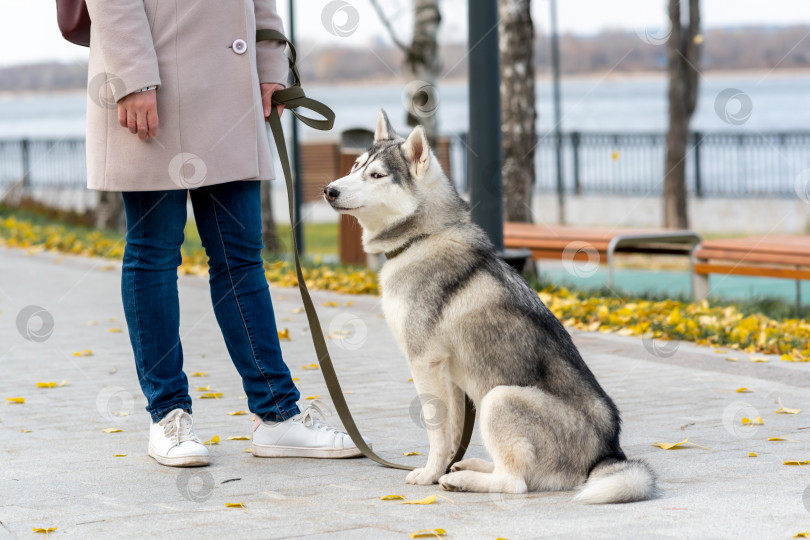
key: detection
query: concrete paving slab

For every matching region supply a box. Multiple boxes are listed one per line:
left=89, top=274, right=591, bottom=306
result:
left=1, top=246, right=810, bottom=539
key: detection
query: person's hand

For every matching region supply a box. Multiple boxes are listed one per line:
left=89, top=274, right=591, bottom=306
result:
left=261, top=83, right=285, bottom=119
left=118, top=90, right=159, bottom=141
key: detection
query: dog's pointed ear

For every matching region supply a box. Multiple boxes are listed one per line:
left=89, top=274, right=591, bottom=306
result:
left=374, top=109, right=398, bottom=142
left=402, top=125, right=431, bottom=177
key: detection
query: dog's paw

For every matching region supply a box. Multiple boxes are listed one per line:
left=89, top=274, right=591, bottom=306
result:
left=439, top=473, right=464, bottom=492
left=405, top=468, right=442, bottom=485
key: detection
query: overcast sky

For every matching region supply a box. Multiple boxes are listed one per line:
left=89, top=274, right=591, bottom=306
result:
left=3, top=0, right=810, bottom=68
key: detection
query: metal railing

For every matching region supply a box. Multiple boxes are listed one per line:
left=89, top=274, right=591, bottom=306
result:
left=0, top=138, right=87, bottom=190
left=2, top=131, right=809, bottom=199
left=458, top=131, right=810, bottom=198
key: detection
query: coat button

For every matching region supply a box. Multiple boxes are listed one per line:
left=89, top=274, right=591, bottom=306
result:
left=232, top=39, right=247, bottom=54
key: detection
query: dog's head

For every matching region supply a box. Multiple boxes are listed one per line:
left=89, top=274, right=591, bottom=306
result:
left=323, top=110, right=437, bottom=228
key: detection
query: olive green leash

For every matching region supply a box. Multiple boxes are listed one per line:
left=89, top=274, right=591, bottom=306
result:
left=257, top=29, right=475, bottom=472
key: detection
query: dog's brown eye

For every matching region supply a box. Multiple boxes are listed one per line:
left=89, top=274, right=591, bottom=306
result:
left=369, top=172, right=386, bottom=179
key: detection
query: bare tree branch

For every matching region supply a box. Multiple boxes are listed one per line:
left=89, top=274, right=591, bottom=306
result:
left=367, top=0, right=410, bottom=53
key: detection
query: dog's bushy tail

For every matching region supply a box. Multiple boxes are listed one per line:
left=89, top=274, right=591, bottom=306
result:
left=573, top=458, right=658, bottom=504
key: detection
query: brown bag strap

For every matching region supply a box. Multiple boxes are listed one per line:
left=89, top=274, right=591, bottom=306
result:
left=257, top=28, right=475, bottom=471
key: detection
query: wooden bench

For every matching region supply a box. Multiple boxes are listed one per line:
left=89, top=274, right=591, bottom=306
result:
left=503, top=222, right=702, bottom=293
left=693, top=236, right=810, bottom=307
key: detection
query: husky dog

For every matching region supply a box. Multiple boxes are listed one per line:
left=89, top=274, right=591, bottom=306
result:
left=323, top=110, right=657, bottom=504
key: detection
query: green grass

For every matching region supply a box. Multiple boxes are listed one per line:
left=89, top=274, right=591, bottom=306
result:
left=1, top=202, right=339, bottom=259
left=0, top=204, right=122, bottom=243
left=183, top=221, right=338, bottom=256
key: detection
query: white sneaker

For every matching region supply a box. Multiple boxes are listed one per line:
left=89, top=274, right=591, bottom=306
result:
left=252, top=402, right=369, bottom=459
left=148, top=409, right=210, bottom=467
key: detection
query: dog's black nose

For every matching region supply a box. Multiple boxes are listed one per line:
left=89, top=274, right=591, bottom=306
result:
left=324, top=186, right=340, bottom=202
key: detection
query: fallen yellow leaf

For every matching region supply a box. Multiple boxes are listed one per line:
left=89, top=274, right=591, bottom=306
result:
left=291, top=307, right=305, bottom=313
left=227, top=436, right=250, bottom=441
left=402, top=495, right=437, bottom=505
left=323, top=301, right=338, bottom=307
left=6, top=397, right=24, bottom=404
left=190, top=372, right=209, bottom=377
left=20, top=429, right=31, bottom=433
left=199, top=393, right=223, bottom=399
left=775, top=407, right=801, bottom=415
left=749, top=356, right=768, bottom=363
left=305, top=395, right=320, bottom=400
left=741, top=417, right=764, bottom=425
left=748, top=452, right=758, bottom=457
left=767, top=437, right=798, bottom=442
left=784, top=460, right=810, bottom=466
left=102, top=428, right=122, bottom=433
left=108, top=328, right=122, bottom=333
left=782, top=351, right=810, bottom=362
left=204, top=435, right=220, bottom=445
left=735, top=387, right=753, bottom=393
left=72, top=349, right=93, bottom=357
left=36, top=382, right=57, bottom=388
left=302, top=364, right=319, bottom=370
left=774, top=398, right=802, bottom=414
left=409, top=529, right=446, bottom=538
left=227, top=411, right=248, bottom=416
left=795, top=531, right=810, bottom=538
left=243, top=448, right=252, bottom=453
left=651, top=438, right=709, bottom=450
left=380, top=494, right=406, bottom=500
left=113, top=454, right=127, bottom=457
left=292, top=377, right=300, bottom=382
left=225, top=502, right=246, bottom=509
left=714, top=349, right=728, bottom=354
left=32, top=527, right=57, bottom=534
left=402, top=452, right=422, bottom=456
left=278, top=328, right=291, bottom=340
left=195, top=386, right=211, bottom=391
left=344, top=301, right=354, bottom=306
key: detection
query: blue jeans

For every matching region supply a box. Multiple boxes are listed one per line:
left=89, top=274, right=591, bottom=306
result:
left=121, top=180, right=300, bottom=423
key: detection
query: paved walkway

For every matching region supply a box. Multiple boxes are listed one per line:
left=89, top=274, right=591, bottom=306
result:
left=1, top=246, right=810, bottom=539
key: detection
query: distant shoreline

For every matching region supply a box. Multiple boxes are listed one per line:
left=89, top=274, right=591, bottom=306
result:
left=2, top=67, right=810, bottom=100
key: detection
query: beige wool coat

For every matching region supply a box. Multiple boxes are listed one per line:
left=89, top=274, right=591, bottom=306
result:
left=85, top=0, right=288, bottom=191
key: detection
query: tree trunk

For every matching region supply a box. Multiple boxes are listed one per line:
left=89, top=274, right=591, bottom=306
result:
left=95, top=191, right=125, bottom=231
left=663, top=0, right=700, bottom=229
left=499, top=0, right=536, bottom=223
left=403, top=0, right=441, bottom=145
left=261, top=181, right=280, bottom=255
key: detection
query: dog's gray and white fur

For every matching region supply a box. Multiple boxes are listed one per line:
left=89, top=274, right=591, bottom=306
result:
left=323, top=110, right=658, bottom=504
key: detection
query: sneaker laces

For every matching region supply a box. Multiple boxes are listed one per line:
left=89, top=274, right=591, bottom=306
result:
left=160, top=409, right=197, bottom=446
left=295, top=400, right=340, bottom=434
